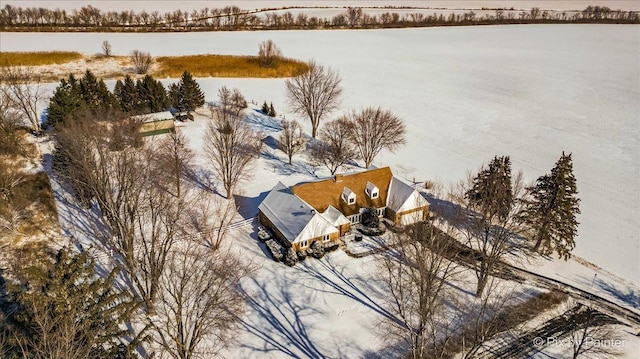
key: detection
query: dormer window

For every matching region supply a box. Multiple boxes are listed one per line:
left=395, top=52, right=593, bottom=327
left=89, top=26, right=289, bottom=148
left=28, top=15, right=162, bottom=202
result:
left=365, top=181, right=379, bottom=199
left=342, top=187, right=356, bottom=205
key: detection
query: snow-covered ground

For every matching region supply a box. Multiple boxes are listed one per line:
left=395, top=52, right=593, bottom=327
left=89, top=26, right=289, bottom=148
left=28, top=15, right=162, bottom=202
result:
left=4, top=24, right=637, bottom=284
left=12, top=24, right=639, bottom=357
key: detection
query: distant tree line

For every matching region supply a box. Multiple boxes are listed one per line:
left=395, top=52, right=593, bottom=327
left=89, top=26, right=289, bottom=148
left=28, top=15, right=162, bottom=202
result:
left=1, top=5, right=637, bottom=32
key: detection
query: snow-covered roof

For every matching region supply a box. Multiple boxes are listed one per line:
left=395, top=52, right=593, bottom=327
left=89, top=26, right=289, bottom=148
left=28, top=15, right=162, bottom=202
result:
left=365, top=181, right=378, bottom=193
left=386, top=177, right=429, bottom=212
left=320, top=206, right=350, bottom=227
left=295, top=214, right=338, bottom=243
left=342, top=187, right=355, bottom=199
left=259, top=182, right=336, bottom=243
left=292, top=167, right=392, bottom=216
left=130, top=111, right=174, bottom=123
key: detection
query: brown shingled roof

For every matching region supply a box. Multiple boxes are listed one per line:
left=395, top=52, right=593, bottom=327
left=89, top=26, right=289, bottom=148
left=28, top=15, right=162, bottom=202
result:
left=292, top=167, right=393, bottom=216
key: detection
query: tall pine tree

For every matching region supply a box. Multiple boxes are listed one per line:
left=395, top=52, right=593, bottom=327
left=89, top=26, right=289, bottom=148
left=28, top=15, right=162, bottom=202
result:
left=136, top=75, right=169, bottom=113
left=47, top=74, right=82, bottom=126
left=169, top=71, right=204, bottom=113
left=114, top=75, right=139, bottom=114
left=465, top=155, right=513, bottom=219
left=5, top=247, right=138, bottom=358
left=524, top=152, right=580, bottom=259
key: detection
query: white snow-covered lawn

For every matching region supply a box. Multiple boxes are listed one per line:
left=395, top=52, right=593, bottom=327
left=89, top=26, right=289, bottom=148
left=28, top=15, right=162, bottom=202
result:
left=18, top=23, right=639, bottom=357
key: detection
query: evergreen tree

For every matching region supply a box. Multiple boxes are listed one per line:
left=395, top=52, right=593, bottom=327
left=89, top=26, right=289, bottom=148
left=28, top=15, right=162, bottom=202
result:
left=169, top=71, right=204, bottom=113
left=47, top=74, right=82, bottom=126
left=524, top=152, right=580, bottom=259
left=268, top=102, right=276, bottom=117
left=136, top=75, right=169, bottom=113
left=79, top=70, right=118, bottom=110
left=114, top=75, right=139, bottom=114
left=261, top=101, right=269, bottom=114
left=465, top=155, right=513, bottom=219
left=5, top=247, right=138, bottom=358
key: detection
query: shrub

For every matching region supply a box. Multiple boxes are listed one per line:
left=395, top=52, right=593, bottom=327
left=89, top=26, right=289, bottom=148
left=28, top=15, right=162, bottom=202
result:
left=361, top=207, right=380, bottom=228
left=324, top=241, right=340, bottom=252
left=130, top=50, right=152, bottom=74
left=283, top=248, right=298, bottom=266
left=297, top=249, right=307, bottom=261
left=258, top=39, right=283, bottom=68
left=266, top=239, right=283, bottom=262
left=310, top=241, right=325, bottom=259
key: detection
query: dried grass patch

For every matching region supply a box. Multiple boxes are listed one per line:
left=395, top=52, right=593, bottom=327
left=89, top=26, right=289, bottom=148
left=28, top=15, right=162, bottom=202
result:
left=0, top=51, right=83, bottom=67
left=154, top=54, right=309, bottom=78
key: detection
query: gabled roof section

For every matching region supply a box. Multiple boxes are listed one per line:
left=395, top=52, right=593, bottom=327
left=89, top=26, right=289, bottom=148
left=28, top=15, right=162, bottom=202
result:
left=258, top=182, right=319, bottom=243
left=292, top=167, right=393, bottom=216
left=320, top=206, right=350, bottom=226
left=387, top=177, right=430, bottom=212
left=295, top=214, right=338, bottom=243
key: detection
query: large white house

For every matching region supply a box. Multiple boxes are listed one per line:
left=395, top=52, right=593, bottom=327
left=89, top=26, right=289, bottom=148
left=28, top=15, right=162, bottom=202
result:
left=258, top=167, right=429, bottom=252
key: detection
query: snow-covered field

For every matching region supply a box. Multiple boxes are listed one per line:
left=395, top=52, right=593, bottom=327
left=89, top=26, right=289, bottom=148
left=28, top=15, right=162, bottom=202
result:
left=3, top=25, right=637, bottom=284
left=5, top=23, right=639, bottom=357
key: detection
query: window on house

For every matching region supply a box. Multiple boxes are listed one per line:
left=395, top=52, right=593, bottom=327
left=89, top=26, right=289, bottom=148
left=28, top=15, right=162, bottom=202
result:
left=348, top=197, right=355, bottom=204
left=300, top=240, right=308, bottom=248
left=371, top=191, right=379, bottom=199
left=323, top=234, right=330, bottom=242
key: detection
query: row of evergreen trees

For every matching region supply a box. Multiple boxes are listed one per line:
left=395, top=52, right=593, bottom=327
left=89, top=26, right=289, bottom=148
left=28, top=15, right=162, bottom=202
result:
left=48, top=70, right=205, bottom=126
left=466, top=153, right=580, bottom=259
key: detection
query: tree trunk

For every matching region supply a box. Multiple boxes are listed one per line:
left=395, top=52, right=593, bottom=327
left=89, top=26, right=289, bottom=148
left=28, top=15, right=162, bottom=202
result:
left=533, top=234, right=543, bottom=251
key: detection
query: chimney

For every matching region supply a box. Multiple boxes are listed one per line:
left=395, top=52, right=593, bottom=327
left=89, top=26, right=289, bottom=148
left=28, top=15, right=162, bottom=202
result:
left=335, top=174, right=343, bottom=182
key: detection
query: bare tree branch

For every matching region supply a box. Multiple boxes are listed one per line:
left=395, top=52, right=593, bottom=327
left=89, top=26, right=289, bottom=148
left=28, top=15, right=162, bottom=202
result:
left=205, top=107, right=259, bottom=199
left=285, top=60, right=342, bottom=138
left=277, top=119, right=305, bottom=164
left=1, top=66, right=46, bottom=134
left=308, top=117, right=355, bottom=175
left=152, top=240, right=253, bottom=358
left=347, top=106, right=406, bottom=168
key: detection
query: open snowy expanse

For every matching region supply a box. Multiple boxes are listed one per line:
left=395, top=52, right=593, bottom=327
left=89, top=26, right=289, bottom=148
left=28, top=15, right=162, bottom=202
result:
left=3, top=24, right=638, bottom=284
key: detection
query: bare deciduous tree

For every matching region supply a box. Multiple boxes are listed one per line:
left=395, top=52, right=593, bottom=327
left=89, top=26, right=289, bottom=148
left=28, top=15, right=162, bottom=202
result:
left=130, top=49, right=152, bottom=74
left=155, top=131, right=193, bottom=197
left=278, top=119, right=305, bottom=164
left=459, top=279, right=519, bottom=358
left=379, top=222, right=464, bottom=359
left=212, top=86, right=246, bottom=119
left=54, top=117, right=188, bottom=311
left=101, top=40, right=112, bottom=57
left=0, top=66, right=46, bottom=134
left=257, top=39, right=283, bottom=68
left=308, top=117, right=355, bottom=175
left=0, top=94, right=24, bottom=155
left=347, top=106, right=406, bottom=168
left=152, top=240, right=252, bottom=358
left=565, top=301, right=623, bottom=359
left=285, top=60, right=342, bottom=138
left=205, top=108, right=259, bottom=198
